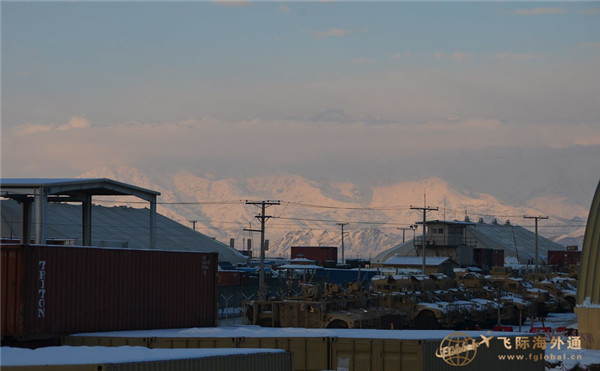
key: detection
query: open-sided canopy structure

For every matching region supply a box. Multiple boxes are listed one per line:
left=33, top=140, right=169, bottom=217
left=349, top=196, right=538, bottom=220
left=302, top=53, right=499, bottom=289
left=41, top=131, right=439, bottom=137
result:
left=0, top=178, right=160, bottom=248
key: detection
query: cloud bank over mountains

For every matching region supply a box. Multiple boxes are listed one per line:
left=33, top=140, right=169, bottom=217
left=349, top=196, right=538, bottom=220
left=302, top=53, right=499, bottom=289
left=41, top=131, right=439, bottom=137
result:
left=74, top=166, right=589, bottom=258
left=3, top=114, right=599, bottom=210
left=2, top=2, right=598, bottom=256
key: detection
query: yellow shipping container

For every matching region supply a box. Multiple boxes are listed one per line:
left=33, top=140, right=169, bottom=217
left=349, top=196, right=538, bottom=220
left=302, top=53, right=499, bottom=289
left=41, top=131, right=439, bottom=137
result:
left=330, top=338, right=423, bottom=371
left=240, top=336, right=329, bottom=371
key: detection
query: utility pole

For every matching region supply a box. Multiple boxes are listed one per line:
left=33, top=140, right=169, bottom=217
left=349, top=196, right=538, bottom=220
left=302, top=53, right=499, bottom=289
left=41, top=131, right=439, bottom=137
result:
left=337, top=222, right=348, bottom=264
left=189, top=220, right=198, bottom=231
left=397, top=227, right=411, bottom=243
left=411, top=204, right=438, bottom=274
left=244, top=200, right=280, bottom=300
left=523, top=215, right=549, bottom=273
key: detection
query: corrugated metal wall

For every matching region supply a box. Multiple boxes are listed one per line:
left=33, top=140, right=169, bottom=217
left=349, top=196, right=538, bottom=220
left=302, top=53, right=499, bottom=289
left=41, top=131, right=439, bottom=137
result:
left=239, top=337, right=329, bottom=371
left=329, top=338, right=423, bottom=371
left=423, top=336, right=544, bottom=371
left=1, top=244, right=218, bottom=340
left=64, top=334, right=546, bottom=371
left=577, top=179, right=600, bottom=304
left=1, top=352, right=293, bottom=371
left=105, top=352, right=293, bottom=371
left=576, top=179, right=600, bottom=349
left=1, top=246, right=26, bottom=337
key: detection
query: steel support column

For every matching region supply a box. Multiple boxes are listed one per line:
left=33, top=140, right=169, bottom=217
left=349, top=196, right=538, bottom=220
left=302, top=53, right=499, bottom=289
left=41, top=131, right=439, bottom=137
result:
left=34, top=187, right=47, bottom=244
left=20, top=199, right=32, bottom=245
left=82, top=194, right=92, bottom=246
left=149, top=196, right=157, bottom=249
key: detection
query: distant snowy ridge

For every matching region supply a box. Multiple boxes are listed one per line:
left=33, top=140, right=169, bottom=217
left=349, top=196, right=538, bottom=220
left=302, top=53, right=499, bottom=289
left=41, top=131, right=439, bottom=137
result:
left=78, top=166, right=588, bottom=258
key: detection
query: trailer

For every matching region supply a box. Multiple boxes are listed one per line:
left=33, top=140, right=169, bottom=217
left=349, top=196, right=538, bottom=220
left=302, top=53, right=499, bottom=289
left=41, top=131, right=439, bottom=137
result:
left=1, top=243, right=218, bottom=341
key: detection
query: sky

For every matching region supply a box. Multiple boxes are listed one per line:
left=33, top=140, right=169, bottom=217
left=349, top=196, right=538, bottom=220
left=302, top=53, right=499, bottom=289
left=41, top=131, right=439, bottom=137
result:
left=2, top=1, right=600, bottom=206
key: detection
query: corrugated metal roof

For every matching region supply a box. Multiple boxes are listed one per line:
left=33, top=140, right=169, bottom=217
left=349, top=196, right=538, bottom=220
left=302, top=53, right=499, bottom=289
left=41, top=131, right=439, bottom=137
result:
left=373, top=241, right=419, bottom=263
left=2, top=178, right=86, bottom=184
left=416, top=219, right=476, bottom=226
left=373, top=222, right=565, bottom=264
left=0, top=178, right=160, bottom=198
left=383, top=256, right=451, bottom=266
left=466, top=223, right=565, bottom=263
left=0, top=200, right=246, bottom=264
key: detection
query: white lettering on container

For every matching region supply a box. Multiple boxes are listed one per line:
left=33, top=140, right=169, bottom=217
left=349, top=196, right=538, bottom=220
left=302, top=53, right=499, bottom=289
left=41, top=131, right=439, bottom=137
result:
left=38, top=260, right=47, bottom=318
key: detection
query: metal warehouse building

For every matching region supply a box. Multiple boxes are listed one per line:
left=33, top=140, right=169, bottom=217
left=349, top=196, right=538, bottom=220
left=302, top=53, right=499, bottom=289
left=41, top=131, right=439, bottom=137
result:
left=373, top=219, right=566, bottom=266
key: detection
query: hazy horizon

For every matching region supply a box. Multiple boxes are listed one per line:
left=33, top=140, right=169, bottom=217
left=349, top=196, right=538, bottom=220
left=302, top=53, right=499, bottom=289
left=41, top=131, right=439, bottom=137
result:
left=2, top=2, right=599, bottom=209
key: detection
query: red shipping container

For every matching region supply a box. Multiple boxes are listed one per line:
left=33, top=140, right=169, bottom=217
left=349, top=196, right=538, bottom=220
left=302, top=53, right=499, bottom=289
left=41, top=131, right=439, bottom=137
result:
left=291, top=246, right=337, bottom=265
left=547, top=250, right=581, bottom=266
left=492, top=249, right=504, bottom=267
left=217, top=270, right=242, bottom=286
left=1, top=244, right=217, bottom=340
left=473, top=248, right=504, bottom=268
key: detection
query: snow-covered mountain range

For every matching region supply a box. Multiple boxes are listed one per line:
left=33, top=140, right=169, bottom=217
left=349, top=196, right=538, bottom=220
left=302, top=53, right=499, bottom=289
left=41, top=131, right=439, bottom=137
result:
left=78, top=166, right=589, bottom=259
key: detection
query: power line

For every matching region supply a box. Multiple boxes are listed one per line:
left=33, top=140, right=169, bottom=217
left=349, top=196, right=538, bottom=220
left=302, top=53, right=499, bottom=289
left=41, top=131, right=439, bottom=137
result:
left=524, top=215, right=549, bottom=272
left=410, top=198, right=439, bottom=274
left=273, top=216, right=404, bottom=225
left=279, top=201, right=411, bottom=211
left=93, top=199, right=244, bottom=205
left=89, top=198, right=585, bottom=225
left=243, top=200, right=280, bottom=300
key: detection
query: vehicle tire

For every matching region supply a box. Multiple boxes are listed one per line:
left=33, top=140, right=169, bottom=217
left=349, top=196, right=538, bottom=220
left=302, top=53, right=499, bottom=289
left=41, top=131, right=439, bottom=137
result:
left=536, top=303, right=548, bottom=318
left=506, top=306, right=520, bottom=326
left=326, top=319, right=350, bottom=329
left=257, top=318, right=273, bottom=327
left=565, top=297, right=575, bottom=312
left=415, top=311, right=440, bottom=329
left=245, top=305, right=254, bottom=324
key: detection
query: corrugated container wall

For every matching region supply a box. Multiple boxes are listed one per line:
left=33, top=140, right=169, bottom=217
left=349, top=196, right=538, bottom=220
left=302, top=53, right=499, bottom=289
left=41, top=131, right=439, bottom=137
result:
left=1, top=352, right=293, bottom=371
left=473, top=248, right=504, bottom=269
left=1, top=244, right=218, bottom=340
left=423, top=337, right=544, bottom=371
left=547, top=250, right=581, bottom=266
left=217, top=270, right=242, bottom=286
left=291, top=246, right=337, bottom=265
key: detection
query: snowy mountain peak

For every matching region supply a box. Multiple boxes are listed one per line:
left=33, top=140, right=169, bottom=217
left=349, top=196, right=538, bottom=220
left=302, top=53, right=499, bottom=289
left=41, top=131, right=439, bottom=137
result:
left=78, top=167, right=587, bottom=258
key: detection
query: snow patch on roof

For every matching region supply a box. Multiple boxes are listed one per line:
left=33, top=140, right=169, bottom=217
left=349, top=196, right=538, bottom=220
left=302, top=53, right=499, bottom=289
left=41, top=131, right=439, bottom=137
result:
left=383, top=256, right=451, bottom=266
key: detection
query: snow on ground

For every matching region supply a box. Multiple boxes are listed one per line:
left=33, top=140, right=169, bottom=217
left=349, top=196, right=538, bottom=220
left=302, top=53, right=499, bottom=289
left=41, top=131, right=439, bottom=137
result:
left=518, top=313, right=600, bottom=370
left=4, top=312, right=598, bottom=369
left=545, top=346, right=600, bottom=370
left=525, top=313, right=579, bottom=329
left=73, top=325, right=532, bottom=340
left=0, top=346, right=283, bottom=366
left=218, top=314, right=244, bottom=326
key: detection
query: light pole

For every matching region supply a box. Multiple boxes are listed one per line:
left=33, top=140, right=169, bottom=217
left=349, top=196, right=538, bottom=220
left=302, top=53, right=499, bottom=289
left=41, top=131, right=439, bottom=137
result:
left=410, top=224, right=418, bottom=254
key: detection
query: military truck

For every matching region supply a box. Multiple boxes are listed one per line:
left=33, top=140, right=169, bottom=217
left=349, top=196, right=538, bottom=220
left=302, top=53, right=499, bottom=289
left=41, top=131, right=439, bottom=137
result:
left=243, top=282, right=404, bottom=329
left=455, top=271, right=535, bottom=325
left=486, top=276, right=553, bottom=316
left=527, top=273, right=575, bottom=312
